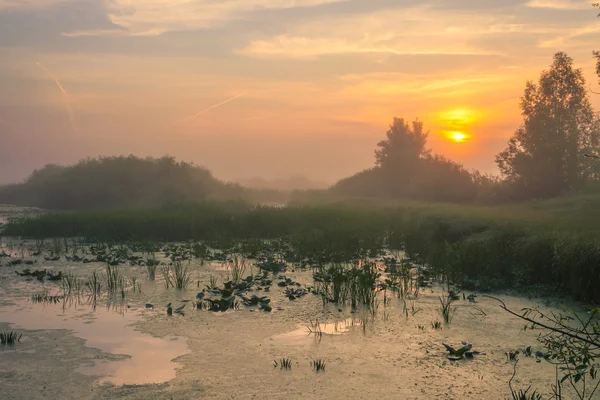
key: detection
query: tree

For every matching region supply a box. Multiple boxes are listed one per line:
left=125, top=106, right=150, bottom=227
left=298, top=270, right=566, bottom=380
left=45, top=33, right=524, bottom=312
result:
left=495, top=52, right=598, bottom=198
left=375, top=117, right=431, bottom=169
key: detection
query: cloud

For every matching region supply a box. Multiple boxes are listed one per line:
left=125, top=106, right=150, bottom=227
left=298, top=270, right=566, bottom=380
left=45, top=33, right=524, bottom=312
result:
left=525, top=0, right=592, bottom=10
left=0, top=0, right=68, bottom=10
left=62, top=0, right=348, bottom=37
left=236, top=5, right=538, bottom=59
left=539, top=23, right=600, bottom=47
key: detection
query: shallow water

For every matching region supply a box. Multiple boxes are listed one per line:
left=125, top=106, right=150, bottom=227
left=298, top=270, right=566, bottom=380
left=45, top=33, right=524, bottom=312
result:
left=0, top=227, right=594, bottom=399
left=0, top=296, right=189, bottom=385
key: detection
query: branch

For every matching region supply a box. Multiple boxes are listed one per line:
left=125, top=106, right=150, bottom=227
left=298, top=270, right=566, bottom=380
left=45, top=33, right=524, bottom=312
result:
left=584, top=154, right=600, bottom=159
left=482, top=295, right=600, bottom=349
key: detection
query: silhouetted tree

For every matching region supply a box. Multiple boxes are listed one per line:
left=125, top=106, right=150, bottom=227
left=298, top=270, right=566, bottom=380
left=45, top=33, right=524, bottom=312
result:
left=0, top=155, right=283, bottom=210
left=333, top=117, right=477, bottom=203
left=495, top=52, right=598, bottom=198
left=375, top=117, right=431, bottom=169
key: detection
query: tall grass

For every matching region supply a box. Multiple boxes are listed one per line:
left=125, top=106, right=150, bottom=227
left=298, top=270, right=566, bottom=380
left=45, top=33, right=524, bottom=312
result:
left=229, top=256, right=247, bottom=283
left=162, top=261, right=192, bottom=289
left=5, top=200, right=600, bottom=301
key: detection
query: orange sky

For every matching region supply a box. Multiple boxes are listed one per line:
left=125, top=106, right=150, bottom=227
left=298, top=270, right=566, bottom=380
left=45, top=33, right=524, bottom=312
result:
left=1, top=0, right=599, bottom=184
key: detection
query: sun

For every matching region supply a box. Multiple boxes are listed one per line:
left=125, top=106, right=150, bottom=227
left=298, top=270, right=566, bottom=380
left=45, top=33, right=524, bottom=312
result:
left=438, top=108, right=477, bottom=143
left=447, top=131, right=469, bottom=143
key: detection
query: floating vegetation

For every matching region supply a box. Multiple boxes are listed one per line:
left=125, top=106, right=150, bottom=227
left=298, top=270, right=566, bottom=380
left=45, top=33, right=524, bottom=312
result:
left=17, top=268, right=63, bottom=282
left=0, top=331, right=22, bottom=345
left=311, top=359, right=326, bottom=372
left=442, top=342, right=482, bottom=361
left=274, top=358, right=292, bottom=370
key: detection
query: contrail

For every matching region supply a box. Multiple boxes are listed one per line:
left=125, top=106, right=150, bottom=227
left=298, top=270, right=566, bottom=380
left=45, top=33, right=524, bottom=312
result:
left=35, top=60, right=77, bottom=133
left=176, top=92, right=246, bottom=125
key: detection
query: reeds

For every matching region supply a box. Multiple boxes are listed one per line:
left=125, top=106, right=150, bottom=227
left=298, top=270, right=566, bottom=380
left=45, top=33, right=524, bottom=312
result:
left=229, top=256, right=246, bottom=283
left=274, top=358, right=292, bottom=370
left=85, top=271, right=102, bottom=300
left=105, top=264, right=124, bottom=295
left=146, top=257, right=160, bottom=281
left=162, top=262, right=192, bottom=289
left=439, top=293, right=457, bottom=324
left=311, top=359, right=326, bottom=372
left=9, top=202, right=600, bottom=303
left=0, top=331, right=22, bottom=345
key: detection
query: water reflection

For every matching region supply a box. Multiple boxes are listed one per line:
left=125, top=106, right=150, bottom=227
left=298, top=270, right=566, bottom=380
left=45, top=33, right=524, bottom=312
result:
left=0, top=297, right=189, bottom=385
left=271, top=317, right=362, bottom=345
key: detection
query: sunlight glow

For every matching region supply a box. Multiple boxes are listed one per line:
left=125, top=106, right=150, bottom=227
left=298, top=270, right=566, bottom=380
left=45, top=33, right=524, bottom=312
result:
left=439, top=108, right=477, bottom=127
left=446, top=131, right=469, bottom=143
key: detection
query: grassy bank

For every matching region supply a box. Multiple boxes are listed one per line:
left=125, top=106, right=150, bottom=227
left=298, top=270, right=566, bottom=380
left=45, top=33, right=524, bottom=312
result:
left=3, top=197, right=600, bottom=303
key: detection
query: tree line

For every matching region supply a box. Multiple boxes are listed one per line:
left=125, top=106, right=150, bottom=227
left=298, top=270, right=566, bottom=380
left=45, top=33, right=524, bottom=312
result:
left=333, top=51, right=600, bottom=204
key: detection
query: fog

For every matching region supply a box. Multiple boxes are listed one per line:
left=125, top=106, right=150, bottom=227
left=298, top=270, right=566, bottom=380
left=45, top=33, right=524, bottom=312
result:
left=1, top=0, right=599, bottom=186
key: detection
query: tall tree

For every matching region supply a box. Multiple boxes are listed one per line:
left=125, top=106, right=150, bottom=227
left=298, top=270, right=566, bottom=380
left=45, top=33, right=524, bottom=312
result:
left=375, top=117, right=431, bottom=169
left=495, top=52, right=598, bottom=198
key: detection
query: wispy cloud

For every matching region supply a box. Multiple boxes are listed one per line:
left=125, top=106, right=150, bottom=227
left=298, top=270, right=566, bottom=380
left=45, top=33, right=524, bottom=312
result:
left=62, top=0, right=348, bottom=37
left=237, top=6, right=527, bottom=59
left=539, top=23, right=600, bottom=47
left=525, top=0, right=592, bottom=10
left=0, top=0, right=68, bottom=10
left=35, top=60, right=77, bottom=133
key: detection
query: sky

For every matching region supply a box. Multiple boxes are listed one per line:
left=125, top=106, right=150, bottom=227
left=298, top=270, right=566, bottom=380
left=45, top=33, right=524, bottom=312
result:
left=1, top=0, right=599, bottom=185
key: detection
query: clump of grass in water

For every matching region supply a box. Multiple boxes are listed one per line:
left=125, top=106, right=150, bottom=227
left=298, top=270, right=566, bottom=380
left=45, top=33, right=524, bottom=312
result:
left=173, top=261, right=191, bottom=289
left=0, top=331, right=22, bottom=345
left=85, top=271, right=102, bottom=300
left=229, top=256, right=246, bottom=283
left=61, top=273, right=82, bottom=297
left=129, top=276, right=142, bottom=293
left=105, top=264, right=124, bottom=295
left=162, top=262, right=192, bottom=289
left=439, top=293, right=457, bottom=324
left=146, top=257, right=160, bottom=281
left=273, top=358, right=292, bottom=370
left=311, top=359, right=326, bottom=372
left=208, top=275, right=218, bottom=289
left=431, top=320, right=442, bottom=330
left=162, top=265, right=173, bottom=289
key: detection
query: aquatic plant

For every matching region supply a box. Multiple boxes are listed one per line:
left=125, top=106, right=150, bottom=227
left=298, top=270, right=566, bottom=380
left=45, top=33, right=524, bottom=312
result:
left=229, top=256, right=246, bottom=283
left=146, top=257, right=160, bottom=281
left=439, top=293, right=457, bottom=324
left=0, top=331, right=22, bottom=345
left=105, top=264, right=124, bottom=295
left=311, top=359, right=326, bottom=372
left=431, top=320, right=442, bottom=330
left=60, top=272, right=82, bottom=296
left=172, top=261, right=192, bottom=289
left=85, top=271, right=102, bottom=300
left=274, top=358, right=293, bottom=370
left=162, top=265, right=173, bottom=289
